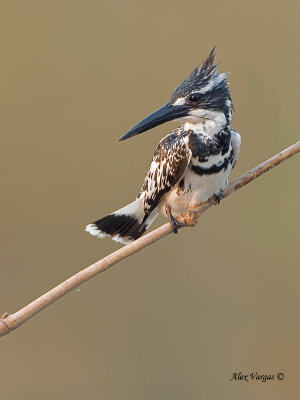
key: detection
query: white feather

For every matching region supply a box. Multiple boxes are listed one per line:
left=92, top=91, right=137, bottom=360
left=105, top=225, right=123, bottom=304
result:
left=85, top=224, right=108, bottom=238
left=184, top=110, right=227, bottom=136
left=114, top=198, right=144, bottom=221
left=230, top=130, right=242, bottom=167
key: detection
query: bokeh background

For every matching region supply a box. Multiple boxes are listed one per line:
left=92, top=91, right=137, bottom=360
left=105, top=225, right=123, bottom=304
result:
left=0, top=1, right=299, bottom=399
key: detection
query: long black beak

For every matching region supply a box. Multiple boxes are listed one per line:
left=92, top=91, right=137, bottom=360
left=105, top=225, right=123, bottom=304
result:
left=118, top=102, right=189, bottom=141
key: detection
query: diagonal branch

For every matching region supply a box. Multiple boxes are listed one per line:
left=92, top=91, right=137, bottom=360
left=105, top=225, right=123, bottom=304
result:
left=1, top=141, right=299, bottom=337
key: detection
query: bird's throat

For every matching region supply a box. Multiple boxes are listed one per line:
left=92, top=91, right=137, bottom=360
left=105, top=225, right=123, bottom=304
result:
left=183, top=110, right=227, bottom=137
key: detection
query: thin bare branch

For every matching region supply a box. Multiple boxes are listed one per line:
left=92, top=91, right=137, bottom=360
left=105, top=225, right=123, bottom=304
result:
left=1, top=141, right=299, bottom=337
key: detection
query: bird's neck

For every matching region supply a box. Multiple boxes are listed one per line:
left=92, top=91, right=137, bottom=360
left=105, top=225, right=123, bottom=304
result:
left=184, top=110, right=228, bottom=138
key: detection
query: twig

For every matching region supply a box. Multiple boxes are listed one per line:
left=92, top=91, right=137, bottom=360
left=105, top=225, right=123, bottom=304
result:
left=1, top=141, right=299, bottom=337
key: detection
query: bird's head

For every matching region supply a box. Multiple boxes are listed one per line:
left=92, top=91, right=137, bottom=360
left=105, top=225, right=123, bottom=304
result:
left=119, top=47, right=232, bottom=141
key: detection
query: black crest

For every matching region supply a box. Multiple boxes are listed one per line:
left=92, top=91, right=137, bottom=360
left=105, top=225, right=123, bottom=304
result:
left=171, top=47, right=228, bottom=100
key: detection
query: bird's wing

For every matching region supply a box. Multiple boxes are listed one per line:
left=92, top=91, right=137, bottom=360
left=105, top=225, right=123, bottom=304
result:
left=139, top=132, right=191, bottom=221
left=230, top=129, right=241, bottom=168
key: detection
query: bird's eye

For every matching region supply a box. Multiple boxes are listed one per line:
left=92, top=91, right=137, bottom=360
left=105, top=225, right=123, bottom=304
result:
left=188, top=93, right=201, bottom=102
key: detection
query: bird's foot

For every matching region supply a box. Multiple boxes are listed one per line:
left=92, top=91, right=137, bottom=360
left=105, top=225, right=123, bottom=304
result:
left=213, top=190, right=225, bottom=205
left=165, top=204, right=185, bottom=234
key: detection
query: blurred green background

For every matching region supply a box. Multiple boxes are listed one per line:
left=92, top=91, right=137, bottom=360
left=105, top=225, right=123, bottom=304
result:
left=0, top=1, right=299, bottom=399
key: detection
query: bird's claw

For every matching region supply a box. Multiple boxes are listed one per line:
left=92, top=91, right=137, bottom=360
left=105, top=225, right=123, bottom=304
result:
left=171, top=218, right=186, bottom=234
left=213, top=190, right=225, bottom=205
left=165, top=204, right=185, bottom=234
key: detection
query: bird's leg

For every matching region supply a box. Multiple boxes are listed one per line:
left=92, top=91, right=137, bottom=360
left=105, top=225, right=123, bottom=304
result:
left=213, top=189, right=225, bottom=205
left=165, top=203, right=185, bottom=234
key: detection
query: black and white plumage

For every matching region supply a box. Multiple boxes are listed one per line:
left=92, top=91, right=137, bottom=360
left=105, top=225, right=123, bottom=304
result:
left=86, top=48, right=241, bottom=245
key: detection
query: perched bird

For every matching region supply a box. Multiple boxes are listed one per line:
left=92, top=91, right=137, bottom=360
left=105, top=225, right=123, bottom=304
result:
left=86, top=48, right=241, bottom=244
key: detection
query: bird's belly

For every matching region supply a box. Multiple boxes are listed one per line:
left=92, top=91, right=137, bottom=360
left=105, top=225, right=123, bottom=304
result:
left=160, top=166, right=232, bottom=216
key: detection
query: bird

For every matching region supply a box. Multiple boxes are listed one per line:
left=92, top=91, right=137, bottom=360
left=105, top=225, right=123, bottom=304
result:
left=86, top=48, right=241, bottom=245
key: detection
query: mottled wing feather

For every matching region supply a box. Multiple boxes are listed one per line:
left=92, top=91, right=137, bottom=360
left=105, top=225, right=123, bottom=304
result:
left=139, top=133, right=191, bottom=221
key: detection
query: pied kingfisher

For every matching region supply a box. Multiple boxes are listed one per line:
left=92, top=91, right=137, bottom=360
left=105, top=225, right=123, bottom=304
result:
left=86, top=48, right=241, bottom=245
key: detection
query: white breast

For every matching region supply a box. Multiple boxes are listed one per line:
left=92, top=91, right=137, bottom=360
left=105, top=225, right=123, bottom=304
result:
left=160, top=146, right=233, bottom=217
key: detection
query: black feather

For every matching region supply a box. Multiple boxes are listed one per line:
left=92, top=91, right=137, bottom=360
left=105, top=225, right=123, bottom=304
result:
left=93, top=214, right=146, bottom=241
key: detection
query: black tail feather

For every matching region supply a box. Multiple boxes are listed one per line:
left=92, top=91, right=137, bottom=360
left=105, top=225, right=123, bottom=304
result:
left=92, top=214, right=146, bottom=242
